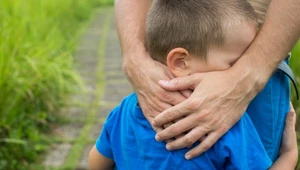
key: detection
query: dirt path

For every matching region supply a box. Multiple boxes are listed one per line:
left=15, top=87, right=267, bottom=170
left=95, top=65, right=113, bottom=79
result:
left=42, top=7, right=133, bottom=170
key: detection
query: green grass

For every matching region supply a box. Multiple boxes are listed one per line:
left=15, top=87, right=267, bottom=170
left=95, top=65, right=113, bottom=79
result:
left=291, top=41, right=300, bottom=110
left=0, top=0, right=112, bottom=169
left=291, top=41, right=300, bottom=169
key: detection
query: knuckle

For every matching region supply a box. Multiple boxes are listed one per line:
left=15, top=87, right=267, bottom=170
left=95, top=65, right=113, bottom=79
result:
left=183, top=135, right=196, bottom=146
left=206, top=117, right=219, bottom=127
left=195, top=110, right=211, bottom=121
left=191, top=74, right=197, bottom=82
left=185, top=99, right=201, bottom=111
left=170, top=126, right=181, bottom=136
left=201, top=124, right=212, bottom=132
left=201, top=141, right=212, bottom=150
left=171, top=78, right=180, bottom=86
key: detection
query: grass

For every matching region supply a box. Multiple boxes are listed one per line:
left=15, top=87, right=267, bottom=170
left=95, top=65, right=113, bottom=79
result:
left=291, top=41, right=300, bottom=168
left=0, top=0, right=112, bottom=169
left=291, top=41, right=300, bottom=110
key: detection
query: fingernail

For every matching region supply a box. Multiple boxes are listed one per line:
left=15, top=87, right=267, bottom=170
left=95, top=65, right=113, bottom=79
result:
left=155, top=135, right=161, bottom=141
left=185, top=154, right=192, bottom=160
left=151, top=121, right=156, bottom=126
left=166, top=144, right=172, bottom=150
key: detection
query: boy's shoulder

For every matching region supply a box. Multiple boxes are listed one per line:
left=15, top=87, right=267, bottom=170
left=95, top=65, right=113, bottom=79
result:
left=217, top=113, right=263, bottom=151
left=211, top=113, right=272, bottom=169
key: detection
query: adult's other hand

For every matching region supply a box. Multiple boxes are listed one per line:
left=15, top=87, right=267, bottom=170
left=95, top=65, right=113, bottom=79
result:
left=153, top=66, right=261, bottom=160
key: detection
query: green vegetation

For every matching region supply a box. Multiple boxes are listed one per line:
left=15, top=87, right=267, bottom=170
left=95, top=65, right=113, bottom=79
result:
left=0, top=0, right=112, bottom=169
left=291, top=42, right=300, bottom=169
left=291, top=41, right=300, bottom=111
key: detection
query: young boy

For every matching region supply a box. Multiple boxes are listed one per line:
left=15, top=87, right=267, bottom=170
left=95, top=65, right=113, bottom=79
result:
left=89, top=0, right=297, bottom=169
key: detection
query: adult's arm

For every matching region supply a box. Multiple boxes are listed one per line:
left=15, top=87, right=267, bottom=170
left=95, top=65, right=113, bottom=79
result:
left=153, top=0, right=300, bottom=159
left=114, top=0, right=186, bottom=124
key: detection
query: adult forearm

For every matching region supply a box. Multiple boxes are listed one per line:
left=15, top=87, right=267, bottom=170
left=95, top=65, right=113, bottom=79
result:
left=114, top=0, right=183, bottom=118
left=114, top=0, right=152, bottom=56
left=235, top=0, right=300, bottom=90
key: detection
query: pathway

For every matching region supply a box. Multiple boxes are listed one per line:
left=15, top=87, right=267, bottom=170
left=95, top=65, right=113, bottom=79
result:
left=42, top=7, right=133, bottom=170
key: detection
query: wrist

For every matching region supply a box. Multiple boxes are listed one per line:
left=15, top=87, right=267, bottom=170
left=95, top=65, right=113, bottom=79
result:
left=232, top=53, right=276, bottom=94
left=122, top=43, right=149, bottom=78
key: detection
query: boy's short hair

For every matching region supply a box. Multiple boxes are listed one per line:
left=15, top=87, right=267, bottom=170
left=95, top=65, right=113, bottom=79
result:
left=146, top=0, right=258, bottom=63
left=248, top=0, right=271, bottom=25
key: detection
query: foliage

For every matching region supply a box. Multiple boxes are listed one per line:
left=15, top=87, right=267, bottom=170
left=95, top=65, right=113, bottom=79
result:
left=291, top=41, right=300, bottom=111
left=0, top=0, right=108, bottom=169
left=291, top=41, right=300, bottom=169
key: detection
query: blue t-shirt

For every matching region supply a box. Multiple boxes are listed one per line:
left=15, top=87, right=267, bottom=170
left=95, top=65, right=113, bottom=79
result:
left=247, top=69, right=290, bottom=161
left=96, top=93, right=272, bottom=170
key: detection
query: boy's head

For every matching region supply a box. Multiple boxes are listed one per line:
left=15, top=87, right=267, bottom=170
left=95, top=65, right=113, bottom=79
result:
left=145, top=0, right=264, bottom=77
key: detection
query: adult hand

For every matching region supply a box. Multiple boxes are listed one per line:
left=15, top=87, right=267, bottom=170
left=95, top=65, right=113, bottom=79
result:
left=123, top=49, right=187, bottom=130
left=152, top=66, right=261, bottom=160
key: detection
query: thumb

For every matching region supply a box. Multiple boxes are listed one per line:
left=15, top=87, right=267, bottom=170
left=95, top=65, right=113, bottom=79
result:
left=158, top=74, right=202, bottom=91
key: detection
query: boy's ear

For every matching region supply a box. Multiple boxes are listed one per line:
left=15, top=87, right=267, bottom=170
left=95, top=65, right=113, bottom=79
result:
left=166, top=48, right=191, bottom=77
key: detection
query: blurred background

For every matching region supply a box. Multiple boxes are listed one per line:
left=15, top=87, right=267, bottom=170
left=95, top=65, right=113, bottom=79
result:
left=292, top=40, right=300, bottom=170
left=0, top=0, right=299, bottom=169
left=0, top=0, right=113, bottom=169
